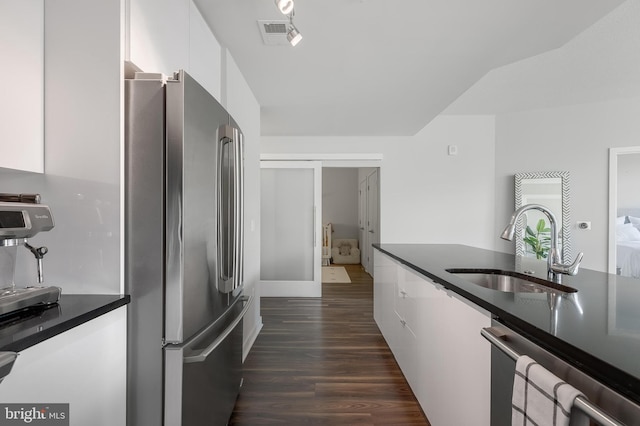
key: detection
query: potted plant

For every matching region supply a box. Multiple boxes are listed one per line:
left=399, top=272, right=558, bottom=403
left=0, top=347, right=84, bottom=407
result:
left=523, top=218, right=551, bottom=260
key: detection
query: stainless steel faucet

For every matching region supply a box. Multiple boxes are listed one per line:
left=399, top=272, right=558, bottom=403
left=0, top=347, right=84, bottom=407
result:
left=501, top=204, right=584, bottom=282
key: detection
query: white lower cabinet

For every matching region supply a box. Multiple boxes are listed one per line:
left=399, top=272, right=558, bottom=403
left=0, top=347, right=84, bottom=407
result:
left=0, top=307, right=127, bottom=426
left=374, top=251, right=491, bottom=426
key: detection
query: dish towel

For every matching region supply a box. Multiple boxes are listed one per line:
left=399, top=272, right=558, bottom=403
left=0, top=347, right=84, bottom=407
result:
left=512, top=355, right=586, bottom=426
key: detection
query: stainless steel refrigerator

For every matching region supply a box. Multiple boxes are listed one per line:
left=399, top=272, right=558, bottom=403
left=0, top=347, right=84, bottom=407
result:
left=124, top=69, right=250, bottom=426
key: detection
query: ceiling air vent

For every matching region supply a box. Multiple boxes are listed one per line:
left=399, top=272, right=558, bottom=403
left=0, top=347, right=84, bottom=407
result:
left=257, top=20, right=290, bottom=46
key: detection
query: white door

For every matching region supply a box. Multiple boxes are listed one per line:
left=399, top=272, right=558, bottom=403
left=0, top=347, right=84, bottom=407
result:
left=359, top=177, right=368, bottom=269
left=365, top=170, right=379, bottom=274
left=260, top=161, right=322, bottom=297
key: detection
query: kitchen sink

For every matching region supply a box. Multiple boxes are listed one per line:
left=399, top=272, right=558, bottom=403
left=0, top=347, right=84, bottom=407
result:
left=445, top=268, right=577, bottom=294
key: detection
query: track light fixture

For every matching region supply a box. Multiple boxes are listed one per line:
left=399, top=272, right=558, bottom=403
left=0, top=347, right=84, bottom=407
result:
left=286, top=8, right=302, bottom=46
left=287, top=25, right=302, bottom=46
left=274, top=0, right=302, bottom=46
left=275, top=0, right=294, bottom=15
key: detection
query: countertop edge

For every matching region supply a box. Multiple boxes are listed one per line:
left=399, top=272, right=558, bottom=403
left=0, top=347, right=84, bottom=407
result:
left=1, top=294, right=130, bottom=353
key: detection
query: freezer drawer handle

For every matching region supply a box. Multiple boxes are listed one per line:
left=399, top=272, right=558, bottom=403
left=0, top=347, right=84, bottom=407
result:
left=183, top=295, right=253, bottom=364
left=481, top=327, right=624, bottom=426
left=0, top=352, right=18, bottom=384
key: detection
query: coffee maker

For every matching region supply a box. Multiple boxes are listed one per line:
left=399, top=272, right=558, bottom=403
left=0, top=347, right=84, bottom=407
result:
left=0, top=194, right=61, bottom=316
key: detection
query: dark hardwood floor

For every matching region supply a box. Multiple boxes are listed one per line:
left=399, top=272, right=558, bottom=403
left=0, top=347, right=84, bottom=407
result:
left=229, top=264, right=430, bottom=425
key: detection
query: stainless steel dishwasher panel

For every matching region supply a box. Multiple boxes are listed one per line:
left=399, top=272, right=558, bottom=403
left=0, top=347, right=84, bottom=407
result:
left=488, top=321, right=640, bottom=426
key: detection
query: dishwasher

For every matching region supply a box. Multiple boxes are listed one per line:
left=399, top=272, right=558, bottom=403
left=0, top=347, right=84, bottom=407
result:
left=482, top=321, right=640, bottom=426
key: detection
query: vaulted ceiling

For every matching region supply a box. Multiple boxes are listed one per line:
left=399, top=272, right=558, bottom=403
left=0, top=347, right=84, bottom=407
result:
left=196, top=0, right=624, bottom=136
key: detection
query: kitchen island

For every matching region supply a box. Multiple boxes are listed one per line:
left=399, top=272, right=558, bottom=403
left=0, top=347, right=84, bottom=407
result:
left=373, top=244, right=640, bottom=418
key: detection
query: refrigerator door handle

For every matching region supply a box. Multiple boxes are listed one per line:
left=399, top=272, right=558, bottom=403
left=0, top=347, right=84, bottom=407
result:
left=183, top=295, right=253, bottom=364
left=217, top=125, right=234, bottom=290
left=217, top=124, right=244, bottom=294
left=233, top=127, right=244, bottom=292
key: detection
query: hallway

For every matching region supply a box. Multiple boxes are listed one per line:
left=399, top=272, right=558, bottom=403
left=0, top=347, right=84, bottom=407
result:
left=229, top=265, right=430, bottom=425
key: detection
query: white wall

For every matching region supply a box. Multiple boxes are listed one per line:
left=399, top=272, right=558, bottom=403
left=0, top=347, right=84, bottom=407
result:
left=323, top=168, right=359, bottom=240
left=262, top=115, right=496, bottom=249
left=446, top=0, right=640, bottom=272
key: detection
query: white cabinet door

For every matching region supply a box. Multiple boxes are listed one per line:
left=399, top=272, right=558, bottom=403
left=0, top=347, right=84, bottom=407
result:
left=129, top=0, right=189, bottom=75
left=0, top=308, right=127, bottom=426
left=373, top=250, right=397, bottom=344
left=0, top=0, right=44, bottom=173
left=427, top=290, right=491, bottom=426
left=373, top=251, right=491, bottom=426
left=188, top=1, right=222, bottom=100
left=396, top=265, right=438, bottom=399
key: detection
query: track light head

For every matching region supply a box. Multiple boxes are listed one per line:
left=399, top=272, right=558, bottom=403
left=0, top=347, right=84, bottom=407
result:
left=287, top=25, right=303, bottom=46
left=275, top=0, right=294, bottom=15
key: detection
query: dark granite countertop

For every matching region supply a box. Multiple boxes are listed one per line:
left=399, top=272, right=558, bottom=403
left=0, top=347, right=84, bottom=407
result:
left=374, top=243, right=640, bottom=405
left=0, top=294, right=130, bottom=352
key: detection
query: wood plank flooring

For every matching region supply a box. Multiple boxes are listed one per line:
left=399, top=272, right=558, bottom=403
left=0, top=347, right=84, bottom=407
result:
left=229, top=264, right=430, bottom=425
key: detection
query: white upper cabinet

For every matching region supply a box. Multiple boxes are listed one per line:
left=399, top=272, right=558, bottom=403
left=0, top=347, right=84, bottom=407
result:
left=129, top=0, right=189, bottom=76
left=128, top=0, right=222, bottom=100
left=0, top=0, right=44, bottom=173
left=188, top=1, right=222, bottom=100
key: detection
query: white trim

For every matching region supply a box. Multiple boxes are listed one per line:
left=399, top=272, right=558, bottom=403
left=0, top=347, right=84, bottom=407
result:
left=608, top=146, right=640, bottom=275
left=260, top=280, right=322, bottom=297
left=242, top=317, right=262, bottom=362
left=260, top=153, right=383, bottom=161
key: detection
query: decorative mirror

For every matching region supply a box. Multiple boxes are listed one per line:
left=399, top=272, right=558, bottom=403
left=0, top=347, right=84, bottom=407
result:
left=514, top=171, right=571, bottom=261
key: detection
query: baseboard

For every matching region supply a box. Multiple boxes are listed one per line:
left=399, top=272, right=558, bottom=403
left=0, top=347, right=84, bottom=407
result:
left=243, top=316, right=263, bottom=362
left=260, top=280, right=322, bottom=297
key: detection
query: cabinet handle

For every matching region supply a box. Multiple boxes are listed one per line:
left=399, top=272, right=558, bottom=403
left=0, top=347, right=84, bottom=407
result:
left=400, top=290, right=408, bottom=298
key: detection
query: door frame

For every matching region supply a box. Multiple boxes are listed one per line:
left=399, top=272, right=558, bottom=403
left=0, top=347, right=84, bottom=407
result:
left=260, top=153, right=383, bottom=279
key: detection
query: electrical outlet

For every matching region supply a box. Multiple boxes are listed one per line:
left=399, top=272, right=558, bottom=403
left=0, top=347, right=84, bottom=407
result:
left=577, top=221, right=591, bottom=230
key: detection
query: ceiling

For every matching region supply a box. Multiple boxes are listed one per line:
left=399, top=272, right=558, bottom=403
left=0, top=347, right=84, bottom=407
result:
left=195, top=0, right=624, bottom=137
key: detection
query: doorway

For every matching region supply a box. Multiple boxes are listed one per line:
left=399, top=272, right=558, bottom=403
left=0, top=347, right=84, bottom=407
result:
left=259, top=154, right=382, bottom=296
left=322, top=167, right=380, bottom=276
